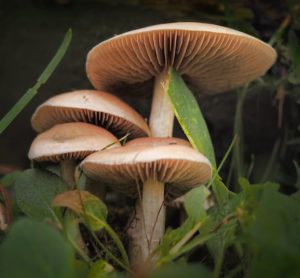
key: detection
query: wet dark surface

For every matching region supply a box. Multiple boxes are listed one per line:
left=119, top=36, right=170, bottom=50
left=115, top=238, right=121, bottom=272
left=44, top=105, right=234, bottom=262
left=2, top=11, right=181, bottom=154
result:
left=0, top=1, right=278, bottom=169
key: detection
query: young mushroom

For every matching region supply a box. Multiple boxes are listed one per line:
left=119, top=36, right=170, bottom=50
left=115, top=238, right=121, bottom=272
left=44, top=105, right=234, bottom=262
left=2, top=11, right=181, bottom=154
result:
left=28, top=122, right=120, bottom=190
left=81, top=137, right=212, bottom=263
left=31, top=90, right=150, bottom=139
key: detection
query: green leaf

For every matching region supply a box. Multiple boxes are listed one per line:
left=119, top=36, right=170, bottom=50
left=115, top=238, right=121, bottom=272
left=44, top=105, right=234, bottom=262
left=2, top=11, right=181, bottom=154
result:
left=15, top=169, right=68, bottom=221
left=160, top=218, right=195, bottom=258
left=52, top=190, right=129, bottom=267
left=0, top=218, right=75, bottom=278
left=52, top=190, right=107, bottom=231
left=211, top=176, right=233, bottom=207
left=202, top=194, right=240, bottom=275
left=0, top=29, right=72, bottom=134
left=167, top=68, right=216, bottom=166
left=0, top=171, right=22, bottom=187
left=245, top=190, right=300, bottom=277
left=150, top=263, right=212, bottom=278
left=87, top=260, right=114, bottom=278
left=184, top=186, right=210, bottom=222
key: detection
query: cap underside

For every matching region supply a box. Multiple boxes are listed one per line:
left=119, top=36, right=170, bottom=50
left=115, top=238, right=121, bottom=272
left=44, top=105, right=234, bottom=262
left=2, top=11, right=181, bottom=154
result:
left=31, top=90, right=150, bottom=138
left=81, top=142, right=212, bottom=199
left=29, top=122, right=120, bottom=162
left=86, top=22, right=276, bottom=95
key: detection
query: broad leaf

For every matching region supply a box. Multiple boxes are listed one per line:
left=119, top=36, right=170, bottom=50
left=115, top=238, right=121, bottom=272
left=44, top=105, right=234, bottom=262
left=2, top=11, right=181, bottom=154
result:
left=0, top=171, right=22, bottom=188
left=160, top=218, right=195, bottom=258
left=15, top=169, right=68, bottom=220
left=52, top=190, right=107, bottom=231
left=245, top=190, right=300, bottom=277
left=0, top=218, right=75, bottom=278
left=201, top=193, right=240, bottom=274
left=184, top=186, right=210, bottom=222
left=167, top=68, right=216, bottom=166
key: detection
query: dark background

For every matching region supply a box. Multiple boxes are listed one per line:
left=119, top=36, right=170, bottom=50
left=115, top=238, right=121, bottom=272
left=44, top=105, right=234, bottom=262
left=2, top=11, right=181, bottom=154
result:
left=0, top=0, right=282, bottom=171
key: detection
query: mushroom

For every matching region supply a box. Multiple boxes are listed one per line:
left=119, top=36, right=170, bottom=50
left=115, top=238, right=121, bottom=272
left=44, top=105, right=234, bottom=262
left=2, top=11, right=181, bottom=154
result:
left=29, top=122, right=120, bottom=190
left=85, top=22, right=276, bottom=262
left=81, top=137, right=212, bottom=262
left=31, top=90, right=150, bottom=139
left=86, top=22, right=276, bottom=137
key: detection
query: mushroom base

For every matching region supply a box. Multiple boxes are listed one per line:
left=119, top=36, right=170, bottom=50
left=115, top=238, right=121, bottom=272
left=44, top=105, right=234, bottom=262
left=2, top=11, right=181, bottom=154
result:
left=129, top=179, right=165, bottom=265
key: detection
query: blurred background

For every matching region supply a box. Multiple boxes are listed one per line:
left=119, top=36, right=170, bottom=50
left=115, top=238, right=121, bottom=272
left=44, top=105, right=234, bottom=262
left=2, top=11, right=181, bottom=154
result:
left=0, top=0, right=299, bottom=187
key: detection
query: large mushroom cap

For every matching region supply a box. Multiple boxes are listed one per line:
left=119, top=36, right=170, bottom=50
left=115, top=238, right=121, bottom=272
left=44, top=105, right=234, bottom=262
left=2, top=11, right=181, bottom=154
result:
left=86, top=22, right=276, bottom=95
left=81, top=137, right=212, bottom=199
left=29, top=122, right=120, bottom=163
left=31, top=90, right=150, bottom=138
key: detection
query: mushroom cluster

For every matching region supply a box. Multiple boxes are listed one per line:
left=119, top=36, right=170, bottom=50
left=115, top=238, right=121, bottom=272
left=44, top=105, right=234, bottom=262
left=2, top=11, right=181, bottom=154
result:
left=28, top=22, right=275, bottom=267
left=28, top=90, right=151, bottom=188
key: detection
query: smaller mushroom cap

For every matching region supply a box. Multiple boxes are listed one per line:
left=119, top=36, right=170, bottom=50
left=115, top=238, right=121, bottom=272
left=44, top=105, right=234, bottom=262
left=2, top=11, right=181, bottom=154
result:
left=81, top=137, right=212, bottom=199
left=29, top=122, right=120, bottom=163
left=31, top=90, right=150, bottom=138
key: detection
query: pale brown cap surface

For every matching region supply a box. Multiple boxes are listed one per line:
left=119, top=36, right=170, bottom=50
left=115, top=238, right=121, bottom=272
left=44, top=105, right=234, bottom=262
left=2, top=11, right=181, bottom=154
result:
left=86, top=22, right=276, bottom=95
left=31, top=90, right=150, bottom=138
left=29, top=122, right=120, bottom=162
left=81, top=137, right=212, bottom=199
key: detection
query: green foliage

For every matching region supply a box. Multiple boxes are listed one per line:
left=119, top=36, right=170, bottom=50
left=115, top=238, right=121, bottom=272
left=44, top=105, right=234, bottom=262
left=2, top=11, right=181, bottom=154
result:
left=0, top=218, right=76, bottom=278
left=53, top=190, right=108, bottom=231
left=167, top=68, right=216, bottom=167
left=15, top=169, right=69, bottom=221
left=88, top=260, right=114, bottom=278
left=240, top=186, right=300, bottom=277
left=184, top=187, right=210, bottom=222
left=0, top=171, right=21, bottom=188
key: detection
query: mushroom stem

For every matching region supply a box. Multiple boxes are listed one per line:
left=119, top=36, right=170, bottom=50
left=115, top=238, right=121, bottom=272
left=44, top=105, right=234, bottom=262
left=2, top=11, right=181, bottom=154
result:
left=149, top=68, right=174, bottom=137
left=60, top=160, right=76, bottom=187
left=141, top=179, right=165, bottom=259
left=130, top=69, right=174, bottom=265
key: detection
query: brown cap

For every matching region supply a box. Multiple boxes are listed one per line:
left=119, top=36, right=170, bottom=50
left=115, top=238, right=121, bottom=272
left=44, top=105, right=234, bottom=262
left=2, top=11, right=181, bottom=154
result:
left=31, top=90, right=150, bottom=138
left=86, top=22, right=276, bottom=95
left=28, top=122, right=120, bottom=162
left=81, top=137, right=212, bottom=199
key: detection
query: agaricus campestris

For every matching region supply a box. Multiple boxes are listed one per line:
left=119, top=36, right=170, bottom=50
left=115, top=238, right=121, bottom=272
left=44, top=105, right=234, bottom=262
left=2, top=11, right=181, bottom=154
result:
left=31, top=90, right=150, bottom=139
left=81, top=137, right=212, bottom=262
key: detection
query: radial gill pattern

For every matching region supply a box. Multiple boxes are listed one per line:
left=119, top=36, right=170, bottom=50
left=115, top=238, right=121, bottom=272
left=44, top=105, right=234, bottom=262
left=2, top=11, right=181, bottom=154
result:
left=86, top=22, right=276, bottom=94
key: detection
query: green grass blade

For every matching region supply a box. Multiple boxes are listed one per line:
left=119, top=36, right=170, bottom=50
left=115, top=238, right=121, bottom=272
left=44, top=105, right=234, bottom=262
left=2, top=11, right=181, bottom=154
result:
left=0, top=29, right=72, bottom=134
left=167, top=68, right=216, bottom=167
